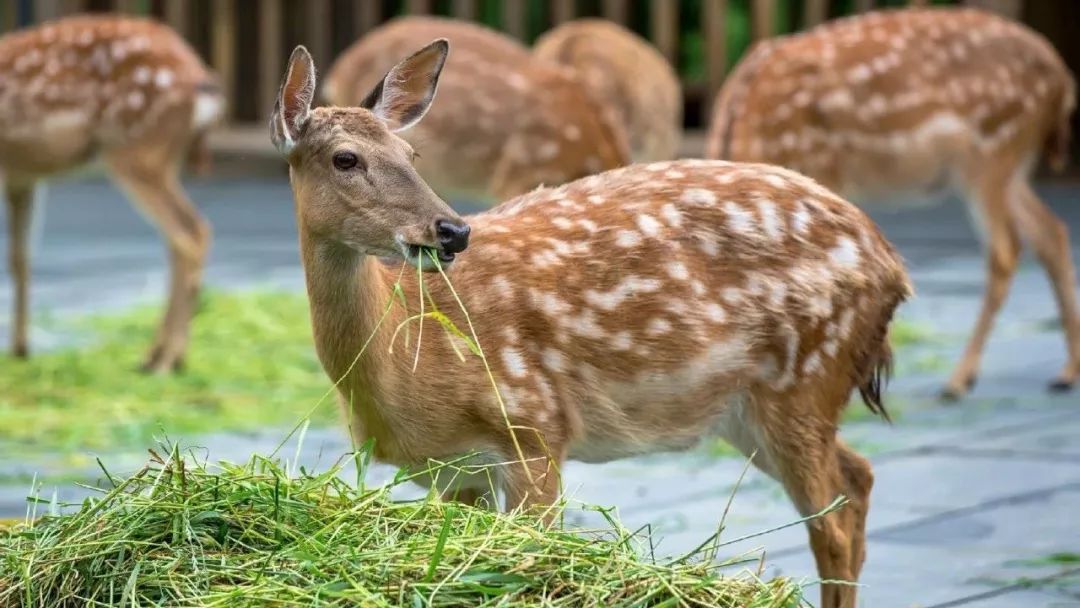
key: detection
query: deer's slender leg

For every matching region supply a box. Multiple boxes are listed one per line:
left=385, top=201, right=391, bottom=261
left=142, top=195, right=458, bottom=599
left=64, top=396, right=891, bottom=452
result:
left=502, top=451, right=564, bottom=525
left=4, top=182, right=36, bottom=359
left=1011, top=181, right=1080, bottom=391
left=943, top=176, right=1022, bottom=400
left=106, top=156, right=210, bottom=374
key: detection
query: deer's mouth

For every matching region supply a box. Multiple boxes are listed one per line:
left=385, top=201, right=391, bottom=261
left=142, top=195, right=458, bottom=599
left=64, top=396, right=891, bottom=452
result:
left=401, top=242, right=455, bottom=271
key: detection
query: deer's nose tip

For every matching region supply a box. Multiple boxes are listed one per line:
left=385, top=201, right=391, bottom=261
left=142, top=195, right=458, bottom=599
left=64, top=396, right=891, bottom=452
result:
left=434, top=218, right=470, bottom=254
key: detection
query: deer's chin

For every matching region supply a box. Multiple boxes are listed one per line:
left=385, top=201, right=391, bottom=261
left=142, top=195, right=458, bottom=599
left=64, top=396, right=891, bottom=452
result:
left=401, top=242, right=455, bottom=272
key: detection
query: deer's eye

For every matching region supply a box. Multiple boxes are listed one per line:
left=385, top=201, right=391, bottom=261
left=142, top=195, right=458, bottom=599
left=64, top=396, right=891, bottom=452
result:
left=333, top=151, right=361, bottom=171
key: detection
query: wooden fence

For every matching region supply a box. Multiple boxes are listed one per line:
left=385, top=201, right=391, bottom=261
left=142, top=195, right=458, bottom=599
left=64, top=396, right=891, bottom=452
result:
left=1, top=0, right=1028, bottom=127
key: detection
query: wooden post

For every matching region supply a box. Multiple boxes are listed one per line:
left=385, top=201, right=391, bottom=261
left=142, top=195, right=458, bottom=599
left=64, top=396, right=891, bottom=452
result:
left=965, top=0, right=1023, bottom=18
left=354, top=0, right=381, bottom=35
left=751, top=0, right=775, bottom=41
left=854, top=0, right=874, bottom=12
left=451, top=0, right=475, bottom=21
left=406, top=0, right=431, bottom=14
left=650, top=0, right=678, bottom=65
left=553, top=0, right=575, bottom=24
left=602, top=0, right=629, bottom=25
left=305, top=0, right=331, bottom=72
left=164, top=0, right=189, bottom=39
left=211, top=0, right=236, bottom=121
left=703, top=0, right=727, bottom=122
left=803, top=0, right=828, bottom=28
left=259, top=0, right=283, bottom=121
left=502, top=0, right=526, bottom=41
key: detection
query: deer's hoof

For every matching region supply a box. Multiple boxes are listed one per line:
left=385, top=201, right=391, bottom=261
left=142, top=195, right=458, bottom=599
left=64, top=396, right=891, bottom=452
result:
left=939, top=387, right=964, bottom=403
left=1048, top=379, right=1074, bottom=393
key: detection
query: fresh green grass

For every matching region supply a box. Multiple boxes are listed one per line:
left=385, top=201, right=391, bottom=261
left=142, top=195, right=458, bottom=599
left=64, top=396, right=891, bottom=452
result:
left=0, top=291, right=334, bottom=458
left=0, top=447, right=806, bottom=607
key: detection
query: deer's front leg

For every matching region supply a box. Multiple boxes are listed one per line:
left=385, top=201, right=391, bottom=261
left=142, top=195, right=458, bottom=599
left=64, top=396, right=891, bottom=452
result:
left=502, top=452, right=564, bottom=525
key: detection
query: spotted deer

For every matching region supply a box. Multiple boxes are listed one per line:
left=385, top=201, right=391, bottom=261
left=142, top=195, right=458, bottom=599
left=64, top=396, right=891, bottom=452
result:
left=275, top=41, right=911, bottom=608
left=533, top=18, right=683, bottom=162
left=708, top=7, right=1078, bottom=400
left=0, top=15, right=224, bottom=372
left=322, top=16, right=629, bottom=204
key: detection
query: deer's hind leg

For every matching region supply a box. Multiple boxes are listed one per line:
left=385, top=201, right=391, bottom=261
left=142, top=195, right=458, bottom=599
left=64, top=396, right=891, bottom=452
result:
left=726, top=391, right=865, bottom=608
left=1010, top=180, right=1080, bottom=391
left=943, top=164, right=1023, bottom=400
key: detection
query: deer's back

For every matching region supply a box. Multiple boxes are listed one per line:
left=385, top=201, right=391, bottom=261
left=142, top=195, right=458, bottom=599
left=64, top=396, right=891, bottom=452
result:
left=0, top=15, right=216, bottom=177
left=709, top=8, right=1075, bottom=203
left=324, top=16, right=628, bottom=201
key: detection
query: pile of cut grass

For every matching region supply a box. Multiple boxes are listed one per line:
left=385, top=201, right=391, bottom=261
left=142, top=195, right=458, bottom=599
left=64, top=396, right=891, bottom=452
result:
left=0, top=449, right=804, bottom=607
left=0, top=291, right=334, bottom=459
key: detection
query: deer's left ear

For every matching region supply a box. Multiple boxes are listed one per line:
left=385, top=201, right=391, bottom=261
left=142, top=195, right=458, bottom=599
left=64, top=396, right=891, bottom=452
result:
left=271, top=46, right=317, bottom=156
left=361, top=39, right=448, bottom=132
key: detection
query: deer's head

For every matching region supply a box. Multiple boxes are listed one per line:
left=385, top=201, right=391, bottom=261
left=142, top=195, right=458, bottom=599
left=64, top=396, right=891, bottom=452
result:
left=271, top=41, right=469, bottom=270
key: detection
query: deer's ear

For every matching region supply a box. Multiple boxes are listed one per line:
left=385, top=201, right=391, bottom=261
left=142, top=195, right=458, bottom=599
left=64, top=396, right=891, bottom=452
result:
left=271, top=46, right=316, bottom=156
left=361, top=39, right=448, bottom=132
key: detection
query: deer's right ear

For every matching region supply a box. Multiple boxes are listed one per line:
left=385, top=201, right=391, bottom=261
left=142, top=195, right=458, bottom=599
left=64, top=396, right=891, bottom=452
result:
left=271, top=46, right=316, bottom=156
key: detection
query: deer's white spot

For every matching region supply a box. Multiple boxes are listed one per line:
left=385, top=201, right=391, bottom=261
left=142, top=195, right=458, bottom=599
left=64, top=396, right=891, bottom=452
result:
left=587, top=194, right=605, bottom=205
left=506, top=72, right=529, bottom=91
left=691, top=280, right=707, bottom=296
left=665, top=169, right=686, bottom=179
left=610, top=331, right=634, bottom=351
left=769, top=282, right=788, bottom=308
left=501, top=347, right=528, bottom=378
left=705, top=302, right=726, bottom=324
left=660, top=203, right=683, bottom=227
left=551, top=216, right=574, bottom=231
left=614, top=230, right=641, bottom=248
left=820, top=88, right=854, bottom=111
left=792, top=201, right=812, bottom=235
left=563, top=125, right=581, bottom=141
left=584, top=276, right=662, bottom=311
left=646, top=317, right=672, bottom=335
left=773, top=326, right=801, bottom=390
left=637, top=214, right=662, bottom=237
left=645, top=161, right=671, bottom=172
left=696, top=234, right=720, bottom=257
left=530, top=289, right=571, bottom=317
left=802, top=351, right=824, bottom=376
left=665, top=261, right=690, bottom=281
left=681, top=188, right=716, bottom=206
left=127, top=90, right=145, bottom=109
left=757, top=199, right=783, bottom=240
left=721, top=287, right=743, bottom=305
left=537, top=140, right=560, bottom=161
left=577, top=219, right=598, bottom=233
left=838, top=307, right=856, bottom=339
left=723, top=201, right=756, bottom=236
left=761, top=174, right=787, bottom=189
left=823, top=339, right=839, bottom=358
left=541, top=347, right=567, bottom=373
left=531, top=250, right=561, bottom=268
left=829, top=237, right=860, bottom=269
left=154, top=68, right=174, bottom=89
left=77, top=29, right=94, bottom=47
left=566, top=309, right=606, bottom=339
left=493, top=276, right=514, bottom=299
left=132, top=65, right=152, bottom=84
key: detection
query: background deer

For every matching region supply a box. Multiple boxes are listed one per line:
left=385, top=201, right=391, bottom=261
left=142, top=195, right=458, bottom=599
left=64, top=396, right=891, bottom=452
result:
left=707, top=7, right=1078, bottom=400
left=0, top=15, right=224, bottom=373
left=274, top=41, right=911, bottom=608
left=322, top=16, right=629, bottom=204
left=533, top=18, right=682, bottom=163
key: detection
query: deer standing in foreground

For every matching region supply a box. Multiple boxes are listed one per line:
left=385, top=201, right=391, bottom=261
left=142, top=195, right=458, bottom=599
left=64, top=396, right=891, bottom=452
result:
left=0, top=15, right=224, bottom=372
left=274, top=42, right=911, bottom=608
left=322, top=16, right=629, bottom=203
left=533, top=18, right=683, bottom=163
left=708, top=7, right=1078, bottom=400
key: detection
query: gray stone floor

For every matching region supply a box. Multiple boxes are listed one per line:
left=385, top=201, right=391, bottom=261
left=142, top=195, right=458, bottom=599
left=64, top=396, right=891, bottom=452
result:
left=2, top=176, right=1079, bottom=607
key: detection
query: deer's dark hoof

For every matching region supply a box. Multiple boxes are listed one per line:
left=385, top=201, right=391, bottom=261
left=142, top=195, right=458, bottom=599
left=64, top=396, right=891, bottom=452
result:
left=939, top=388, right=963, bottom=403
left=1048, top=379, right=1074, bottom=393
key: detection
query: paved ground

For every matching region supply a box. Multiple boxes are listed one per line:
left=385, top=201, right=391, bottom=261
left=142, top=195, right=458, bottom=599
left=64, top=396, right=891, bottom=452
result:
left=1, top=175, right=1079, bottom=607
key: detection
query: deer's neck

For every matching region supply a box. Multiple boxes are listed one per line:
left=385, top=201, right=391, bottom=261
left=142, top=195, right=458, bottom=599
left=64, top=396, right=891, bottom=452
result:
left=299, top=234, right=397, bottom=392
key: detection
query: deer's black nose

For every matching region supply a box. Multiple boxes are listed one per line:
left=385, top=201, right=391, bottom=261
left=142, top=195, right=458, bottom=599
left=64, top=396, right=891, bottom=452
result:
left=434, top=219, right=470, bottom=254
